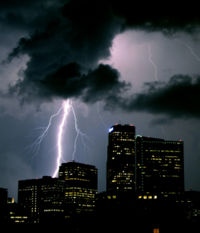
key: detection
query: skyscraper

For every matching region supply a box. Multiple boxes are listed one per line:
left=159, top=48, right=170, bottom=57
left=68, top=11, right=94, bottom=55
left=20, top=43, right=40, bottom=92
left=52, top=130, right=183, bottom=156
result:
left=136, top=136, right=184, bottom=200
left=0, top=188, right=8, bottom=224
left=59, top=162, right=97, bottom=216
left=107, top=124, right=136, bottom=194
left=18, top=176, right=65, bottom=223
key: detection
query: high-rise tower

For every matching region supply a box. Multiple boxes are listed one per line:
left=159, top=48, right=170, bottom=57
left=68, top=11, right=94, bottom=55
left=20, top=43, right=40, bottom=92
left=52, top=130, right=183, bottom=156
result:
left=107, top=124, right=136, bottom=194
left=136, top=136, right=184, bottom=200
left=59, top=162, right=97, bottom=215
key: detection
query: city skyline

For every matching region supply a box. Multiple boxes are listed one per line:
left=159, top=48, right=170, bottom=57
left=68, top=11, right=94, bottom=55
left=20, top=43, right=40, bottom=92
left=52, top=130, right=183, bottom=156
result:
left=0, top=124, right=197, bottom=230
left=0, top=1, right=200, bottom=202
left=0, top=123, right=185, bottom=200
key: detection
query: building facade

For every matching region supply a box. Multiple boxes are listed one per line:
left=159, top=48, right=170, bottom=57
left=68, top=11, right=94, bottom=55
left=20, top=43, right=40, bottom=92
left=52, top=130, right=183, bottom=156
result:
left=107, top=124, right=136, bottom=194
left=18, top=176, right=65, bottom=223
left=136, top=136, right=184, bottom=200
left=59, top=162, right=98, bottom=216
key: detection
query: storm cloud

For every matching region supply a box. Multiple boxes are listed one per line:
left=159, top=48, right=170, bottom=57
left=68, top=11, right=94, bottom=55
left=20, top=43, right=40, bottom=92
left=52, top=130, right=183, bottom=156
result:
left=2, top=0, right=200, bottom=117
left=112, top=75, right=200, bottom=118
left=9, top=63, right=129, bottom=103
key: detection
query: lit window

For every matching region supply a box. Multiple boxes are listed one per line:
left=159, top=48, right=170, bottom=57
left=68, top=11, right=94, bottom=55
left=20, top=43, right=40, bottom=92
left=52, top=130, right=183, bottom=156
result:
left=153, top=228, right=159, bottom=233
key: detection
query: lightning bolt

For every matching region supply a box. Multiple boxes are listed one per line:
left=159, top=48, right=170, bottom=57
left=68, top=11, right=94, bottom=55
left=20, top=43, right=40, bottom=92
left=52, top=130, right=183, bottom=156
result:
left=71, top=103, right=90, bottom=161
left=52, top=100, right=89, bottom=177
left=147, top=44, right=159, bottom=81
left=27, top=105, right=63, bottom=157
left=147, top=44, right=166, bottom=139
left=96, top=102, right=107, bottom=130
left=175, top=39, right=200, bottom=63
left=28, top=99, right=88, bottom=177
left=71, top=104, right=80, bottom=161
left=53, top=99, right=71, bottom=178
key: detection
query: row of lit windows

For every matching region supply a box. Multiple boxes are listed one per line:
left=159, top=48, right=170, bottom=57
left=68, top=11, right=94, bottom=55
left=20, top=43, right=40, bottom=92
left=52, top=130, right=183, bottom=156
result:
left=115, top=186, right=133, bottom=190
left=112, top=131, right=134, bottom=134
left=65, top=187, right=95, bottom=192
left=149, top=157, right=181, bottom=161
left=150, top=154, right=180, bottom=158
left=139, top=172, right=181, bottom=177
left=60, top=168, right=97, bottom=175
left=19, top=186, right=37, bottom=192
left=112, top=148, right=134, bottom=152
left=107, top=195, right=117, bottom=199
left=65, top=189, right=95, bottom=194
left=112, top=172, right=133, bottom=179
left=65, top=192, right=95, bottom=198
left=138, top=195, right=158, bottom=200
left=111, top=178, right=133, bottom=185
left=112, top=152, right=134, bottom=156
left=111, top=179, right=132, bottom=184
left=111, top=136, right=135, bottom=141
left=12, top=220, right=26, bottom=223
left=10, top=216, right=28, bottom=219
left=78, top=203, right=95, bottom=208
left=146, top=149, right=181, bottom=153
left=140, top=141, right=182, bottom=145
left=65, top=178, right=90, bottom=182
left=111, top=177, right=133, bottom=183
left=62, top=171, right=86, bottom=176
left=138, top=164, right=182, bottom=170
left=43, top=209, right=64, bottom=212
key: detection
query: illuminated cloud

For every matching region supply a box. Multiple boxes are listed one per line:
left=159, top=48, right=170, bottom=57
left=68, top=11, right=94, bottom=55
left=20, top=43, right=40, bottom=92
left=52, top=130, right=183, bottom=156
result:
left=3, top=0, right=200, bottom=113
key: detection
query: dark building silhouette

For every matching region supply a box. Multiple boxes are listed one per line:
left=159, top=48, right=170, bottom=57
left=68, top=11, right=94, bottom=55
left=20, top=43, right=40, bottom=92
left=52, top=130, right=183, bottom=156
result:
left=17, top=162, right=97, bottom=224
left=59, top=161, right=97, bottom=216
left=136, top=136, right=184, bottom=199
left=0, top=187, right=8, bottom=206
left=18, top=176, right=65, bottom=223
left=4, top=122, right=200, bottom=231
left=0, top=187, right=8, bottom=224
left=183, top=191, right=200, bottom=221
left=7, top=198, right=29, bottom=224
left=107, top=124, right=136, bottom=194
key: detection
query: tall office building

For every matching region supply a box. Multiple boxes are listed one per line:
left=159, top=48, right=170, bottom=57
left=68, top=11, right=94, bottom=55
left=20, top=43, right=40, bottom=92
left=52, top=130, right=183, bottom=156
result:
left=18, top=176, right=65, bottom=223
left=59, top=162, right=97, bottom=215
left=136, top=136, right=184, bottom=199
left=107, top=124, right=136, bottom=194
left=0, top=188, right=8, bottom=224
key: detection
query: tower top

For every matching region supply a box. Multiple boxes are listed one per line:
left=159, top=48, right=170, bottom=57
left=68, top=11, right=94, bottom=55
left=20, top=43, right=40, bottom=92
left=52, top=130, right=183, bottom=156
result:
left=108, top=124, right=135, bottom=133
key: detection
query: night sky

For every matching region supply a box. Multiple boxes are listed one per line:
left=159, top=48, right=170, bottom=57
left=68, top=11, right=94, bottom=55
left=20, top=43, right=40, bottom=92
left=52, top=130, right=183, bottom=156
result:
left=1, top=0, right=200, bottom=200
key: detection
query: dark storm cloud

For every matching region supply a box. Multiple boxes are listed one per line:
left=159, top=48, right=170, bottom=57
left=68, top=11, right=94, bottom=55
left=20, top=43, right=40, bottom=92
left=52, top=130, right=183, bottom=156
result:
left=0, top=0, right=63, bottom=31
left=108, top=1, right=200, bottom=34
left=3, top=0, right=200, bottom=115
left=9, top=63, right=129, bottom=103
left=111, top=75, right=200, bottom=118
left=4, top=0, right=126, bottom=104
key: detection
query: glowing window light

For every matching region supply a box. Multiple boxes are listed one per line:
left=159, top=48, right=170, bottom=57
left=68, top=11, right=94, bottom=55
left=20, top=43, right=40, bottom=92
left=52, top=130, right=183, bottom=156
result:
left=153, top=228, right=159, bottom=233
